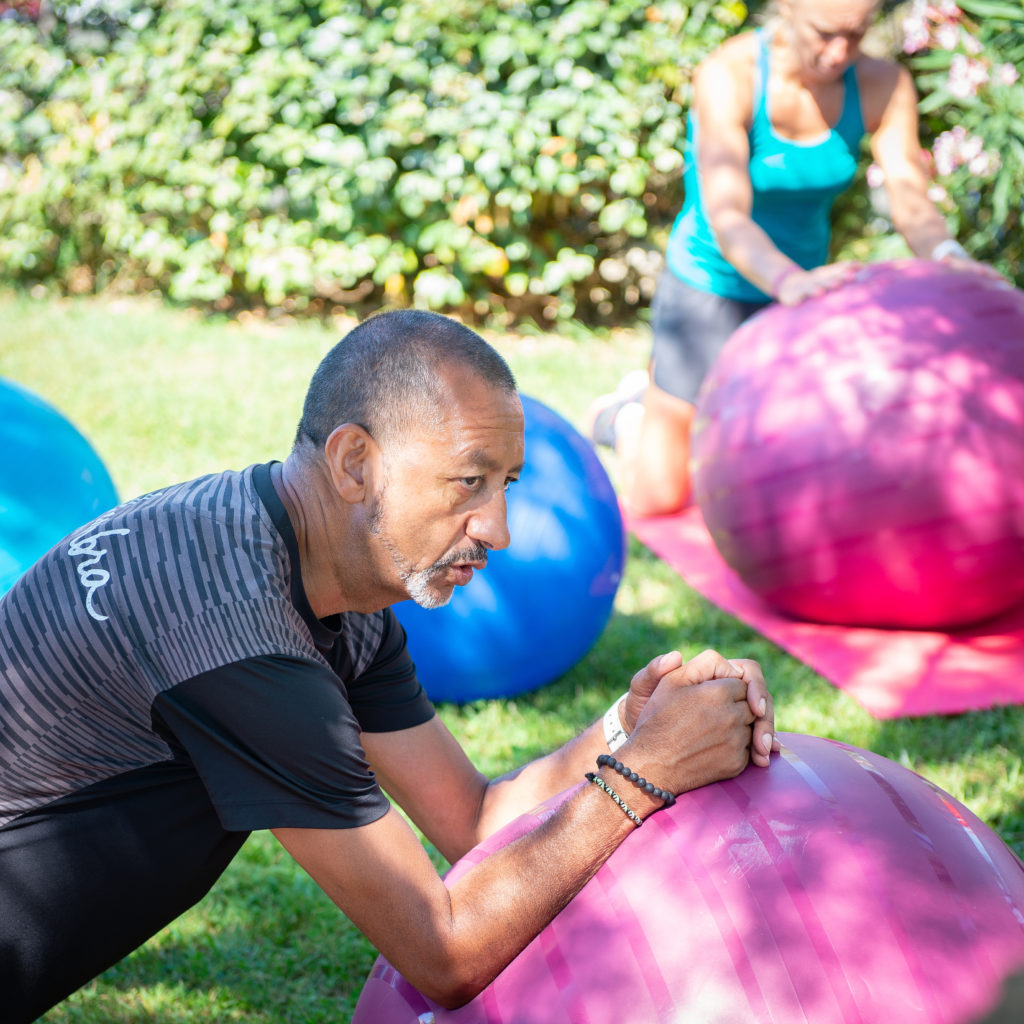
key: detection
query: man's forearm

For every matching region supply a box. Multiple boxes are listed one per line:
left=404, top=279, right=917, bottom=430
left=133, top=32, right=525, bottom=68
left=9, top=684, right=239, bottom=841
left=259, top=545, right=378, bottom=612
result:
left=475, top=713, right=614, bottom=839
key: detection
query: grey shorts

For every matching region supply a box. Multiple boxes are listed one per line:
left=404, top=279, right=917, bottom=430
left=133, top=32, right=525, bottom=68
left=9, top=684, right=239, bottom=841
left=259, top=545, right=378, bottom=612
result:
left=650, top=270, right=770, bottom=404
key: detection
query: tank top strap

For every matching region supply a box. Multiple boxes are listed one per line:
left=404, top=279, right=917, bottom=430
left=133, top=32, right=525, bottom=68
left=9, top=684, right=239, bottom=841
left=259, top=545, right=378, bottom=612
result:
left=835, top=61, right=866, bottom=148
left=752, top=27, right=771, bottom=129
left=752, top=27, right=865, bottom=145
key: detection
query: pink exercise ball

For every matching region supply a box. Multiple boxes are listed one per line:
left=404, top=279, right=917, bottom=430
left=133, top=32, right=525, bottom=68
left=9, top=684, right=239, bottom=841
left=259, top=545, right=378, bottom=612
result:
left=691, top=259, right=1024, bottom=629
left=353, top=732, right=1024, bottom=1024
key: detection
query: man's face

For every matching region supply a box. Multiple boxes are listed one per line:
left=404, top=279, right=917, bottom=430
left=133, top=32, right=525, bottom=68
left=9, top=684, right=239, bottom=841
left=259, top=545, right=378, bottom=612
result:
left=367, top=367, right=525, bottom=610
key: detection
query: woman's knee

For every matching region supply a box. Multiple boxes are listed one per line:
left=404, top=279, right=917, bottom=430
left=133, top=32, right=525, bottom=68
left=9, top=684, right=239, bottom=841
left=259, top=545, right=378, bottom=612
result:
left=622, top=388, right=697, bottom=516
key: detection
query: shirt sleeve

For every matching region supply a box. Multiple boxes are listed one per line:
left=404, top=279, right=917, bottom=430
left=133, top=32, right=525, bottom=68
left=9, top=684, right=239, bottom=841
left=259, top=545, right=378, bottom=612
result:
left=152, top=654, right=393, bottom=832
left=335, top=608, right=436, bottom=733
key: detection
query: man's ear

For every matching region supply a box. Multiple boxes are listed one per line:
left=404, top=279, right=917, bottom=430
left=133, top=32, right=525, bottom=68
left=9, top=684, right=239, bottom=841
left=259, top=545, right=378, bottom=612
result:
left=323, top=423, right=379, bottom=503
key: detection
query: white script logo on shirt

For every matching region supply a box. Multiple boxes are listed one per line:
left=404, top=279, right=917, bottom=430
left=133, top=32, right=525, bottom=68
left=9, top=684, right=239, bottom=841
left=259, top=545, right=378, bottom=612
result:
left=68, top=528, right=131, bottom=622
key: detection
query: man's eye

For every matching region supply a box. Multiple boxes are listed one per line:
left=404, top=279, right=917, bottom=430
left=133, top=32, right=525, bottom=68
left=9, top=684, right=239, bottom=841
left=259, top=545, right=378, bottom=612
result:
left=503, top=477, right=518, bottom=492
left=461, top=477, right=484, bottom=491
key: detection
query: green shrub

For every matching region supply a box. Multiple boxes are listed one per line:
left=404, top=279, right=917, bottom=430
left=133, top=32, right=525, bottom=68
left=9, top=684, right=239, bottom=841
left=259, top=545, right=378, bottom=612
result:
left=2, top=0, right=1017, bottom=325
left=904, top=0, right=1024, bottom=281
left=0, top=0, right=751, bottom=325
left=834, top=0, right=1024, bottom=281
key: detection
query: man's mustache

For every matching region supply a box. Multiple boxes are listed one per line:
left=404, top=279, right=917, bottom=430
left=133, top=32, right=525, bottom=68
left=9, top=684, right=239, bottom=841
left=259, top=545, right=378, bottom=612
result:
left=434, top=544, right=489, bottom=570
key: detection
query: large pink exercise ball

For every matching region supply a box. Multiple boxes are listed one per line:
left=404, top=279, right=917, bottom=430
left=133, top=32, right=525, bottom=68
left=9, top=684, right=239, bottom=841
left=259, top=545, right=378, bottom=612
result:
left=354, top=732, right=1024, bottom=1024
left=691, top=260, right=1024, bottom=629
left=393, top=394, right=625, bottom=703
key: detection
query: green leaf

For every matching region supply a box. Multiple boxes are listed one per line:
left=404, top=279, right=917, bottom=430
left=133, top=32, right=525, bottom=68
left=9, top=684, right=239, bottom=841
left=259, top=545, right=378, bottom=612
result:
left=958, top=0, right=1024, bottom=22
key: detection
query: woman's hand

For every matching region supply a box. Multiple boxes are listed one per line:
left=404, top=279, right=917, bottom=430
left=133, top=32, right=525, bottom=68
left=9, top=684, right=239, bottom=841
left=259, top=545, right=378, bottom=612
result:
left=774, top=261, right=862, bottom=306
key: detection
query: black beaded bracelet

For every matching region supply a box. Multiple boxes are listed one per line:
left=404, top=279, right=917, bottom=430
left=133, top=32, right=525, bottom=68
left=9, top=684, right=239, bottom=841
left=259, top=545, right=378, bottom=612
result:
left=596, top=753, right=676, bottom=807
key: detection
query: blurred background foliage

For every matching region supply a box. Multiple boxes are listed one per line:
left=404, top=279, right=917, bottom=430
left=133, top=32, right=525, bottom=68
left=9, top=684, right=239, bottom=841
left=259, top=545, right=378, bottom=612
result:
left=833, top=0, right=1024, bottom=274
left=0, top=0, right=1020, bottom=329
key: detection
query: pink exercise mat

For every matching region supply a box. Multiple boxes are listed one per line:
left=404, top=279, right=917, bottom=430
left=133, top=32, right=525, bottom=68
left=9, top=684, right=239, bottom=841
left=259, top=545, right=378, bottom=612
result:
left=626, top=505, right=1024, bottom=718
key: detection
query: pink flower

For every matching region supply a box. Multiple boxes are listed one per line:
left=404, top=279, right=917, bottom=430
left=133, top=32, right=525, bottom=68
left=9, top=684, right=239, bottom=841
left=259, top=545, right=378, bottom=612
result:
left=959, top=132, right=984, bottom=164
left=866, top=163, right=885, bottom=189
left=997, top=62, right=1020, bottom=86
left=902, top=24, right=930, bottom=53
left=961, top=30, right=983, bottom=55
left=935, top=22, right=960, bottom=49
left=902, top=0, right=931, bottom=53
left=968, top=150, right=1000, bottom=178
left=932, top=126, right=965, bottom=176
left=901, top=1, right=979, bottom=55
left=947, top=53, right=989, bottom=99
left=931, top=126, right=999, bottom=180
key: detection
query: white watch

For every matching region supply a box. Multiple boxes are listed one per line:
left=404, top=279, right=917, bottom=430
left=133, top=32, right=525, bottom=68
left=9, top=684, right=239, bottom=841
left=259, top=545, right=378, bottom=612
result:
left=931, top=238, right=969, bottom=262
left=602, top=692, right=631, bottom=753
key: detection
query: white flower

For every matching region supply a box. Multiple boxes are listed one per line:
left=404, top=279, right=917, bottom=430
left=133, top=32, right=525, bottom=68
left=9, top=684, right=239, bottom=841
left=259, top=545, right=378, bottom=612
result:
left=902, top=11, right=931, bottom=53
left=931, top=125, right=997, bottom=180
left=932, top=128, right=961, bottom=176
left=961, top=29, right=983, bottom=55
left=959, top=131, right=985, bottom=162
left=866, top=163, right=885, bottom=188
left=947, top=53, right=989, bottom=99
left=968, top=150, right=1000, bottom=178
left=997, top=62, right=1020, bottom=86
left=935, top=22, right=959, bottom=49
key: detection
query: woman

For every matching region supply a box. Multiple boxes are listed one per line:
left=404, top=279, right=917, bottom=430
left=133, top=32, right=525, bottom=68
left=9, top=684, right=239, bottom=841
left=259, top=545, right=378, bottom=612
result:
left=594, top=0, right=992, bottom=517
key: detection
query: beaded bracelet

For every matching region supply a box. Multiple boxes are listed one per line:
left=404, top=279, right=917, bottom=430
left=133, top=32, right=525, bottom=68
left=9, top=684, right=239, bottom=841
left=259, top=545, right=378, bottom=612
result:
left=596, top=753, right=676, bottom=807
left=585, top=772, right=642, bottom=828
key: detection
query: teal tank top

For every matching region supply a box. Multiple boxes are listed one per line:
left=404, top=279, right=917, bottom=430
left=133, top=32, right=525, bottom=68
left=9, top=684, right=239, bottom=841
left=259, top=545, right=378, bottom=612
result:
left=665, top=29, right=866, bottom=301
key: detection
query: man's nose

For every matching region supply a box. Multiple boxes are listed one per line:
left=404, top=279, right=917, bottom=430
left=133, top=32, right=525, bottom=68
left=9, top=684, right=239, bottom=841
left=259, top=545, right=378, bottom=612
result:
left=467, top=488, right=511, bottom=552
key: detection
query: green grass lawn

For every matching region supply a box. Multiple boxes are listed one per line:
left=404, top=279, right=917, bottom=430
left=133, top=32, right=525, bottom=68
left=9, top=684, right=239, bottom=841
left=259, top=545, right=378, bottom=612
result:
left=2, top=292, right=1022, bottom=1022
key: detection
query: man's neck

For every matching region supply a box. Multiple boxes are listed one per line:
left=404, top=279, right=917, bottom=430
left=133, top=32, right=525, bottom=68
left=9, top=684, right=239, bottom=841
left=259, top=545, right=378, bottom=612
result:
left=273, top=456, right=389, bottom=617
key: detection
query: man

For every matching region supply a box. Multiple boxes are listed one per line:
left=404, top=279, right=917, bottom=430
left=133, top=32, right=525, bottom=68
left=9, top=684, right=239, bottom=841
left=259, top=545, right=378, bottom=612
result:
left=0, top=309, right=776, bottom=1020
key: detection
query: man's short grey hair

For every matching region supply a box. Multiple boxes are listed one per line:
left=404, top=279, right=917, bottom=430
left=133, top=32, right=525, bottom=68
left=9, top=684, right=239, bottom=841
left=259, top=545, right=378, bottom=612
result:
left=294, top=310, right=518, bottom=453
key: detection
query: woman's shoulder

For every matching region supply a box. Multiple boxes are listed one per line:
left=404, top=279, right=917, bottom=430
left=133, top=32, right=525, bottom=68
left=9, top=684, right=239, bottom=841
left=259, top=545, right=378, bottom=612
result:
left=702, top=29, right=760, bottom=74
left=855, top=53, right=904, bottom=89
left=696, top=30, right=760, bottom=107
left=853, top=53, right=911, bottom=129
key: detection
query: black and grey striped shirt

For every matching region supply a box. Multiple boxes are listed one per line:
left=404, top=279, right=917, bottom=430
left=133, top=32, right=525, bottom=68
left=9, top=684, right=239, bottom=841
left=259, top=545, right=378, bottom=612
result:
left=0, top=461, right=433, bottom=1022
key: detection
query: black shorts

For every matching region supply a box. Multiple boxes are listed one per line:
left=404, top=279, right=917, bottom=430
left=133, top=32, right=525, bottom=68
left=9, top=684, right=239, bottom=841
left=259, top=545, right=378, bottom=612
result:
left=650, top=270, right=770, bottom=404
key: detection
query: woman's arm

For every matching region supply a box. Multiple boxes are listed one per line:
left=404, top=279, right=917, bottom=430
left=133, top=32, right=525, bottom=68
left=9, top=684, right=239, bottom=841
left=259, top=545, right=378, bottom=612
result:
left=869, top=60, right=1005, bottom=279
left=696, top=43, right=792, bottom=295
left=697, top=41, right=859, bottom=304
left=869, top=62, right=952, bottom=257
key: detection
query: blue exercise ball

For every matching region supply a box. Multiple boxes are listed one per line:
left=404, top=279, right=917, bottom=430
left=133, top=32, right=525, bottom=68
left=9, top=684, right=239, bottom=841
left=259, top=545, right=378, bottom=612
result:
left=394, top=394, right=625, bottom=703
left=0, top=379, right=119, bottom=597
